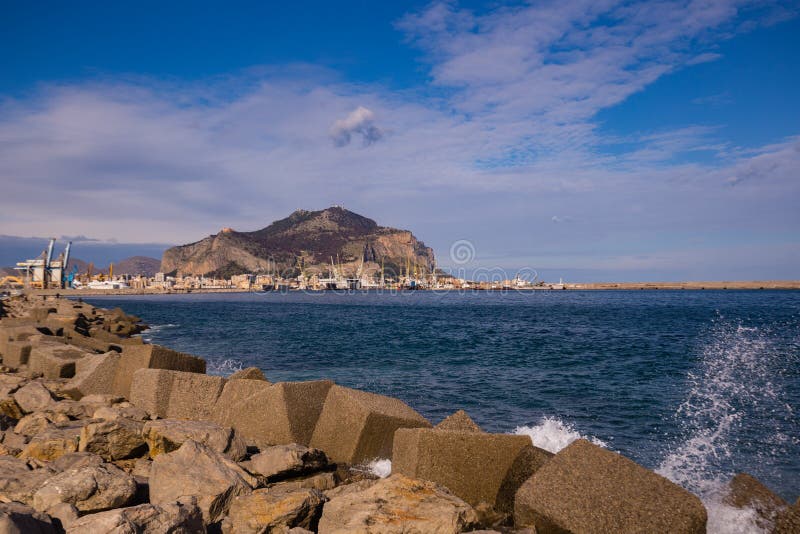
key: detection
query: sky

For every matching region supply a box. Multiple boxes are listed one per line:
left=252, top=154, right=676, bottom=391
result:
left=1, top=0, right=799, bottom=281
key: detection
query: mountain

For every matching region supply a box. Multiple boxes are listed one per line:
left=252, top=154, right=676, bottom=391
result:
left=113, top=256, right=161, bottom=276
left=161, top=207, right=436, bottom=278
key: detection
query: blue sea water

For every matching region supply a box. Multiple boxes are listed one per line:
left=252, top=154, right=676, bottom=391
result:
left=83, top=290, right=800, bottom=512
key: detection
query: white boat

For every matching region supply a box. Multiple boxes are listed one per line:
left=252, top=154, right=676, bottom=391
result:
left=84, top=280, right=130, bottom=290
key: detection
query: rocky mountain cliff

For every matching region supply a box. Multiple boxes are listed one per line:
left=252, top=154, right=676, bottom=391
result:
left=160, top=207, right=436, bottom=278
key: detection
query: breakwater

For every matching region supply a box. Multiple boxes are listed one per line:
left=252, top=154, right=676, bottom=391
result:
left=0, top=293, right=798, bottom=533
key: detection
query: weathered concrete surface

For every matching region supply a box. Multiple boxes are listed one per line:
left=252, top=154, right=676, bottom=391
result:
left=130, top=368, right=226, bottom=420
left=318, top=474, right=478, bottom=534
left=28, top=341, right=90, bottom=379
left=213, top=379, right=333, bottom=448
left=61, top=352, right=121, bottom=400
left=723, top=473, right=792, bottom=532
left=514, top=439, right=707, bottom=533
left=435, top=410, right=483, bottom=433
left=111, top=344, right=206, bottom=399
left=222, top=487, right=325, bottom=534
left=3, top=341, right=32, bottom=368
left=149, top=439, right=256, bottom=524
left=142, top=419, right=246, bottom=460
left=229, top=366, right=268, bottom=381
left=310, top=385, right=431, bottom=464
left=393, top=428, right=552, bottom=513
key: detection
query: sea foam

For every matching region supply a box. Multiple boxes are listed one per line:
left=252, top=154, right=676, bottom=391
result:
left=513, top=416, right=608, bottom=454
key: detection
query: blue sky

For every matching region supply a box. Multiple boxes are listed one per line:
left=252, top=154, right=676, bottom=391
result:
left=1, top=0, right=798, bottom=281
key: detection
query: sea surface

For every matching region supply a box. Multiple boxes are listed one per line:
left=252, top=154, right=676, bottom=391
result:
left=83, top=290, right=800, bottom=532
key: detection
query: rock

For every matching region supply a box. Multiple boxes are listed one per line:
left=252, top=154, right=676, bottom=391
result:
left=49, top=399, right=91, bottom=419
left=229, top=366, right=268, bottom=381
left=393, top=428, right=552, bottom=513
left=93, top=403, right=149, bottom=421
left=513, top=439, right=707, bottom=533
left=323, top=478, right=377, bottom=500
left=33, top=463, right=138, bottom=514
left=111, top=344, right=206, bottom=399
left=12, top=382, right=56, bottom=413
left=0, top=430, right=27, bottom=455
left=270, top=472, right=338, bottom=493
left=130, top=368, right=226, bottom=420
left=310, top=385, right=431, bottom=465
left=0, top=502, right=56, bottom=533
left=723, top=473, right=792, bottom=531
left=223, top=487, right=325, bottom=534
left=213, top=379, right=333, bottom=448
left=142, top=419, right=246, bottom=461
left=436, top=410, right=483, bottom=432
left=775, top=502, right=800, bottom=534
left=44, top=502, right=79, bottom=530
left=0, top=397, right=24, bottom=419
left=14, top=412, right=57, bottom=436
left=19, top=427, right=81, bottom=461
left=0, top=456, right=52, bottom=504
left=149, top=439, right=256, bottom=524
left=247, top=444, right=329, bottom=480
left=51, top=451, right=104, bottom=472
left=79, top=419, right=148, bottom=460
left=65, top=498, right=204, bottom=533
left=60, top=352, right=121, bottom=400
left=318, top=474, right=479, bottom=533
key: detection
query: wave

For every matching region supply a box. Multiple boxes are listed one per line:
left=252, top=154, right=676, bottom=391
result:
left=655, top=320, right=796, bottom=534
left=513, top=416, right=608, bottom=454
left=206, top=358, right=245, bottom=377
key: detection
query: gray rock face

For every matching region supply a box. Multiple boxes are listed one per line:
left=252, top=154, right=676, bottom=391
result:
left=33, top=463, right=138, bottom=514
left=12, top=382, right=56, bottom=413
left=142, top=419, right=246, bottom=461
left=65, top=498, right=204, bottom=534
left=149, top=439, right=256, bottom=524
left=223, top=487, right=325, bottom=534
left=247, top=443, right=329, bottom=481
left=318, top=474, right=479, bottom=534
left=0, top=456, right=51, bottom=505
left=0, top=502, right=56, bottom=534
left=79, top=419, right=147, bottom=461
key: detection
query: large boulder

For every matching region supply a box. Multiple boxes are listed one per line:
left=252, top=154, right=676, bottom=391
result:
left=33, top=463, right=137, bottom=514
left=61, top=352, right=121, bottom=400
left=130, top=368, right=226, bottom=420
left=247, top=443, right=329, bottom=481
left=0, top=502, right=56, bottom=533
left=65, top=499, right=203, bottom=533
left=111, top=344, right=206, bottom=399
left=723, top=473, right=792, bottom=532
left=19, top=424, right=85, bottom=462
left=213, top=379, right=333, bottom=448
left=392, top=428, right=552, bottom=514
left=79, top=419, right=148, bottom=461
left=142, top=419, right=246, bottom=461
left=310, top=385, right=431, bottom=464
left=149, top=439, right=256, bottom=524
left=318, top=474, right=479, bottom=533
left=514, top=439, right=707, bottom=533
left=222, top=487, right=325, bottom=534
left=0, top=456, right=52, bottom=504
left=13, top=382, right=56, bottom=413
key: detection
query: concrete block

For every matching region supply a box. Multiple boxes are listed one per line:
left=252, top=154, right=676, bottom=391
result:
left=513, top=439, right=707, bottom=533
left=3, top=342, right=32, bottom=368
left=28, top=342, right=90, bottom=379
left=213, top=379, right=332, bottom=448
left=309, top=385, right=431, bottom=464
left=130, top=369, right=226, bottom=420
left=61, top=352, right=122, bottom=400
left=111, top=344, right=206, bottom=399
left=393, top=428, right=552, bottom=513
left=0, top=325, right=40, bottom=357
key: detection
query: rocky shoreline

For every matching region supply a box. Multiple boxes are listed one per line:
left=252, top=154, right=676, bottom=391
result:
left=0, top=294, right=797, bottom=533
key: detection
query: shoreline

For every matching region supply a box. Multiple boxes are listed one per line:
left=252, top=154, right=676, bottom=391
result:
left=13, top=278, right=800, bottom=297
left=0, top=294, right=798, bottom=532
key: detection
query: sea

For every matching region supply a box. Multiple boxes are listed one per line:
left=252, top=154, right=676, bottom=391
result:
left=83, top=290, right=800, bottom=533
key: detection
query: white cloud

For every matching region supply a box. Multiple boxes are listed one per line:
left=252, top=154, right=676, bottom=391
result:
left=330, top=106, right=383, bottom=147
